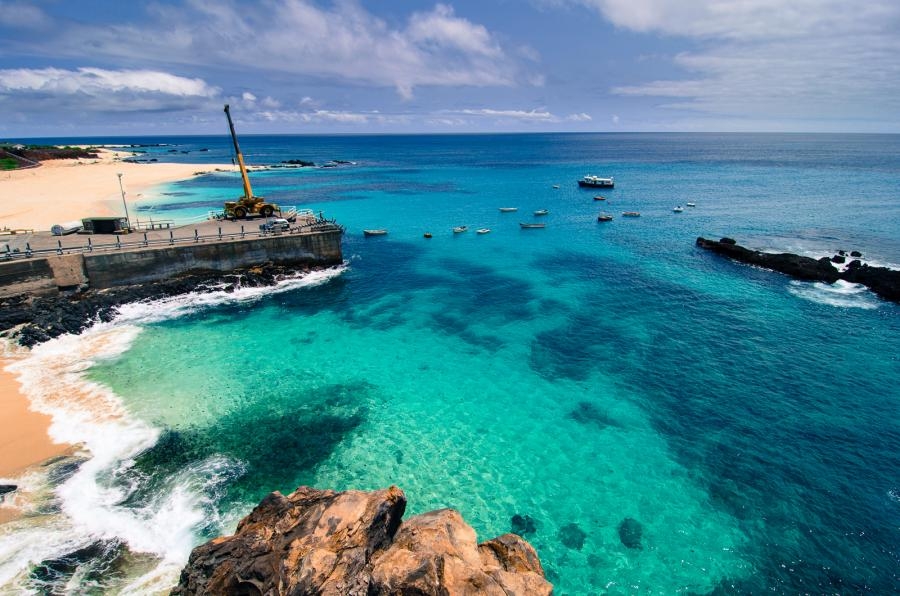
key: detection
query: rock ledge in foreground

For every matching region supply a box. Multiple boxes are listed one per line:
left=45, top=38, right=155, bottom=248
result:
left=172, top=486, right=552, bottom=596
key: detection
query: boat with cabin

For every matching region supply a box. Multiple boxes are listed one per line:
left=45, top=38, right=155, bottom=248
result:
left=534, top=209, right=549, bottom=216
left=597, top=214, right=613, bottom=222
left=364, top=229, right=388, bottom=236
left=453, top=226, right=468, bottom=233
left=622, top=211, right=641, bottom=217
left=476, top=228, right=491, bottom=234
left=673, top=206, right=684, bottom=212
left=578, top=175, right=614, bottom=188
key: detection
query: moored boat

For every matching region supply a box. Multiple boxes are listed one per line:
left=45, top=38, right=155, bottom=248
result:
left=578, top=175, right=614, bottom=188
left=499, top=207, right=518, bottom=212
left=364, top=229, right=388, bottom=236
left=424, top=232, right=432, bottom=238
left=452, top=225, right=468, bottom=233
left=476, top=228, right=491, bottom=234
left=597, top=214, right=613, bottom=222
left=519, top=222, right=546, bottom=229
left=686, top=202, right=696, bottom=207
left=673, top=206, right=684, bottom=212
left=534, top=209, right=549, bottom=216
left=593, top=195, right=606, bottom=201
left=622, top=211, right=641, bottom=217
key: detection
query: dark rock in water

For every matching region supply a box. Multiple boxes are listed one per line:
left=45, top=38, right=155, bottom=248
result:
left=696, top=237, right=900, bottom=303
left=174, top=486, right=551, bottom=595
left=0, top=263, right=321, bottom=347
left=831, top=255, right=846, bottom=264
left=850, top=250, right=862, bottom=257
left=838, top=250, right=846, bottom=256
left=618, top=517, right=644, bottom=550
left=282, top=158, right=316, bottom=166
left=46, top=457, right=88, bottom=484
left=720, top=237, right=737, bottom=245
left=558, top=522, right=587, bottom=550
left=394, top=449, right=403, bottom=464
left=30, top=540, right=124, bottom=591
left=511, top=513, right=538, bottom=536
left=568, top=401, right=617, bottom=429
left=0, top=484, right=16, bottom=496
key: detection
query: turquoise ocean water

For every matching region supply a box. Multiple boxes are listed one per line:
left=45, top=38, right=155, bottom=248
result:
left=1, top=133, right=898, bottom=594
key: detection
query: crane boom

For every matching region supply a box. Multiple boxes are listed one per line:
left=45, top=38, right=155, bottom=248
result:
left=224, top=104, right=254, bottom=200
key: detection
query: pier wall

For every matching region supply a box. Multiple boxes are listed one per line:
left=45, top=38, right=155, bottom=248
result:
left=0, top=229, right=342, bottom=296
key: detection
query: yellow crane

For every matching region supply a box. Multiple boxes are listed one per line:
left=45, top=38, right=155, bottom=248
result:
left=223, top=104, right=280, bottom=219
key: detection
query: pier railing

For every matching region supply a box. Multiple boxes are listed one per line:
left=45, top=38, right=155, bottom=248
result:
left=2, top=218, right=343, bottom=261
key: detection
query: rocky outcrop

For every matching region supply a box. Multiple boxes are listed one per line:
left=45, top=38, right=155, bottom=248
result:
left=696, top=237, right=900, bottom=302
left=173, top=486, right=551, bottom=596
left=0, top=263, right=318, bottom=347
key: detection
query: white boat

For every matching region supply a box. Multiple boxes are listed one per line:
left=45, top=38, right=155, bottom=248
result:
left=597, top=214, right=613, bottom=222
left=578, top=175, right=614, bottom=188
left=552, top=185, right=560, bottom=189
left=476, top=228, right=491, bottom=234
left=363, top=229, right=388, bottom=236
left=673, top=206, right=684, bottom=213
left=499, top=207, right=518, bottom=212
left=593, top=195, right=606, bottom=201
left=534, top=209, right=549, bottom=216
left=519, top=222, right=546, bottom=229
left=452, top=226, right=468, bottom=233
left=686, top=202, right=696, bottom=207
left=622, top=211, right=641, bottom=217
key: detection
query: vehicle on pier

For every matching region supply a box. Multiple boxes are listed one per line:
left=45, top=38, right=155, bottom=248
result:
left=223, top=104, right=281, bottom=220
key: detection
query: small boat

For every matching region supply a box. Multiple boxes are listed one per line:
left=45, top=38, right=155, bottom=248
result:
left=364, top=229, right=388, bottom=236
left=552, top=185, right=560, bottom=189
left=499, top=207, right=518, bottom=212
left=519, top=222, right=546, bottom=229
left=452, top=226, right=468, bottom=233
left=534, top=209, right=549, bottom=216
left=597, top=214, right=613, bottom=222
left=686, top=202, right=696, bottom=207
left=622, top=211, right=641, bottom=217
left=593, top=195, right=606, bottom=201
left=673, top=206, right=684, bottom=213
left=476, top=228, right=491, bottom=234
left=424, top=232, right=432, bottom=238
left=578, top=175, right=614, bottom=188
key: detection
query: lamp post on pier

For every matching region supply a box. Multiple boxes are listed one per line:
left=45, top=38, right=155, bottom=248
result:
left=117, top=172, right=131, bottom=231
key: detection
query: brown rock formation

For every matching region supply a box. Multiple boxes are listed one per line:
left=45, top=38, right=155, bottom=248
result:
left=172, top=486, right=552, bottom=596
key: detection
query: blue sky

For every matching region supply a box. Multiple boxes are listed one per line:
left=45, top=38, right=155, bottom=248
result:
left=1, top=0, right=898, bottom=136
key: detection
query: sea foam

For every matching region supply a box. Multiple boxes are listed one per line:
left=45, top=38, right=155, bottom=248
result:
left=0, top=264, right=346, bottom=593
left=787, top=279, right=880, bottom=309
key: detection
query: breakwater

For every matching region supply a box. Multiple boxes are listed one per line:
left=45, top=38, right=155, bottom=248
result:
left=0, top=219, right=343, bottom=297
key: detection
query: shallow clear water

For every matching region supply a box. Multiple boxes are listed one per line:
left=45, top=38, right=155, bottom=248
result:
left=2, top=133, right=899, bottom=594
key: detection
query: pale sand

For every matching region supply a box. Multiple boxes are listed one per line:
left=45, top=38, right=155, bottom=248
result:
left=0, top=149, right=231, bottom=231
left=0, top=359, right=70, bottom=480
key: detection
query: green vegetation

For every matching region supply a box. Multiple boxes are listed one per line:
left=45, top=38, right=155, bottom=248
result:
left=0, top=157, right=17, bottom=170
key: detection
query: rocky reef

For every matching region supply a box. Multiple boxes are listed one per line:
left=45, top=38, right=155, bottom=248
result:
left=696, top=237, right=900, bottom=302
left=173, top=486, right=551, bottom=596
left=0, top=263, right=318, bottom=347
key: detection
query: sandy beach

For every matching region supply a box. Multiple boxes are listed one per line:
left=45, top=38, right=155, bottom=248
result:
left=0, top=150, right=229, bottom=511
left=0, top=149, right=230, bottom=232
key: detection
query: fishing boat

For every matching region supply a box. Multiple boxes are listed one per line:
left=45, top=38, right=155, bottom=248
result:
left=424, top=232, right=432, bottom=238
left=452, top=226, right=468, bottom=233
left=673, top=206, right=684, bottom=212
left=363, top=229, right=388, bottom=236
left=593, top=195, right=606, bottom=201
left=520, top=222, right=546, bottom=229
left=534, top=209, right=549, bottom=216
left=622, top=211, right=641, bottom=217
left=597, top=214, right=613, bottom=222
left=476, top=228, right=491, bottom=234
left=578, top=175, right=614, bottom=188
left=499, top=207, right=518, bottom=212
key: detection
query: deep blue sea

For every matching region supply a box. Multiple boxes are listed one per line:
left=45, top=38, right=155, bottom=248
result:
left=1, top=133, right=899, bottom=594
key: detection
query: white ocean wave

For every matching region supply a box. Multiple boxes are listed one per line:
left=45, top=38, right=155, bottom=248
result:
left=0, top=264, right=347, bottom=593
left=787, top=279, right=881, bottom=309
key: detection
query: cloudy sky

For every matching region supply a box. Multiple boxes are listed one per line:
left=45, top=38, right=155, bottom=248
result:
left=1, top=0, right=898, bottom=136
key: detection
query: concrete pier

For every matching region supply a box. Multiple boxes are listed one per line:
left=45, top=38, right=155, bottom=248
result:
left=0, top=217, right=343, bottom=297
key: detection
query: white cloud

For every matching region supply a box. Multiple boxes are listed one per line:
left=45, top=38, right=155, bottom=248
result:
left=0, top=1, right=49, bottom=28
left=567, top=112, right=592, bottom=122
left=459, top=108, right=556, bottom=121
left=0, top=68, right=219, bottom=98
left=575, top=0, right=900, bottom=124
left=242, top=91, right=257, bottom=102
left=24, top=1, right=527, bottom=99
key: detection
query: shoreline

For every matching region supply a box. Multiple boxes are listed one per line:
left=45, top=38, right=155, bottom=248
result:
left=0, top=148, right=231, bottom=231
left=0, top=358, right=70, bottom=480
